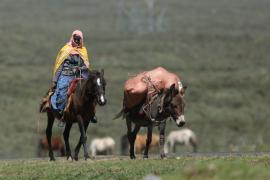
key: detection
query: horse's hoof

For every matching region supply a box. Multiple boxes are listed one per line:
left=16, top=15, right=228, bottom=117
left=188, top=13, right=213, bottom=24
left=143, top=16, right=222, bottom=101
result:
left=143, top=155, right=149, bottom=159
left=84, top=155, right=90, bottom=160
left=67, top=156, right=73, bottom=161
left=85, top=158, right=91, bottom=162
left=90, top=156, right=95, bottom=160
left=130, top=155, right=136, bottom=159
left=74, top=156, right=79, bottom=161
left=49, top=152, right=55, bottom=161
left=160, top=154, right=167, bottom=159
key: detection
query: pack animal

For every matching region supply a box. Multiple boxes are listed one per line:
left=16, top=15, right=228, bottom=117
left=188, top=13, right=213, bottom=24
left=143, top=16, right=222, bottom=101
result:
left=115, top=67, right=187, bottom=159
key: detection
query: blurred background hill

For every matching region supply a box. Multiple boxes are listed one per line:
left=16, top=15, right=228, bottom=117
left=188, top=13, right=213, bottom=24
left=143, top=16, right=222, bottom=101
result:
left=0, top=0, right=269, bottom=158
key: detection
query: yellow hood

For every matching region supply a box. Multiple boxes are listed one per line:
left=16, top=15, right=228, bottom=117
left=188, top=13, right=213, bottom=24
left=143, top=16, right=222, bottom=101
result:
left=52, top=44, right=90, bottom=76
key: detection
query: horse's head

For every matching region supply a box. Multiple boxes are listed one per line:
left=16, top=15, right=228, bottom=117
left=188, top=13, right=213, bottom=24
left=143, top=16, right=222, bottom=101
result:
left=161, top=84, right=187, bottom=127
left=85, top=69, right=107, bottom=106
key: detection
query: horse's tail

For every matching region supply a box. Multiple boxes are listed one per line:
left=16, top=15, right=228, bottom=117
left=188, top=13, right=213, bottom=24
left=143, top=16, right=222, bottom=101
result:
left=113, top=108, right=125, bottom=120
left=113, top=92, right=127, bottom=120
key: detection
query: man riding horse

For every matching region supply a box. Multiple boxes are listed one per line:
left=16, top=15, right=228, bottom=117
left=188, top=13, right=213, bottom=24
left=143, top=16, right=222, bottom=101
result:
left=40, top=30, right=107, bottom=161
left=40, top=30, right=97, bottom=126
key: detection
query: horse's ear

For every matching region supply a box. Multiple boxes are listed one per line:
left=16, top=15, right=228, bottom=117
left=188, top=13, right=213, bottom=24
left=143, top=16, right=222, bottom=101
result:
left=169, top=84, right=175, bottom=91
left=158, top=84, right=176, bottom=113
left=166, top=84, right=177, bottom=101
left=180, top=86, right=187, bottom=96
left=169, top=84, right=179, bottom=96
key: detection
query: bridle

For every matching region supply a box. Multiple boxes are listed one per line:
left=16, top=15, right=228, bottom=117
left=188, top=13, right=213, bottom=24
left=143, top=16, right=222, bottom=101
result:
left=88, top=74, right=106, bottom=105
left=159, top=95, right=185, bottom=121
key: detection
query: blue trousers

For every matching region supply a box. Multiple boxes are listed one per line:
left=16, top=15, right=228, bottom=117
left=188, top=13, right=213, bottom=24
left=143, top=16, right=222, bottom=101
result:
left=51, top=75, right=74, bottom=112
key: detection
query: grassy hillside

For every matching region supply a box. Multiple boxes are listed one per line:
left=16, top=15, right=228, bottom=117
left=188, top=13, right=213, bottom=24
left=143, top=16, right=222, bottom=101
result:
left=0, top=156, right=270, bottom=179
left=0, top=0, right=269, bottom=158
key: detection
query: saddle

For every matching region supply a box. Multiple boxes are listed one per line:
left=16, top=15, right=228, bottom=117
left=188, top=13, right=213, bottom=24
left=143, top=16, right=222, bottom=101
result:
left=62, top=78, right=83, bottom=119
left=39, top=78, right=82, bottom=114
left=39, top=91, right=54, bottom=113
left=67, top=78, right=83, bottom=96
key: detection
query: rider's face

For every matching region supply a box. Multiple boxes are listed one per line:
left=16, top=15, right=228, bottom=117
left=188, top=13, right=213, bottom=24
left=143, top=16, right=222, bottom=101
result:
left=73, top=34, right=81, bottom=46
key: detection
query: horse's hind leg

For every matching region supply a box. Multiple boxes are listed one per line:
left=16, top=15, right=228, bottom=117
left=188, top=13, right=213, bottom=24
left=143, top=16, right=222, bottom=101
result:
left=77, top=115, right=90, bottom=160
left=74, top=120, right=90, bottom=161
left=46, top=110, right=55, bottom=161
left=143, top=126, right=153, bottom=159
left=63, top=122, right=73, bottom=160
left=127, top=119, right=140, bottom=159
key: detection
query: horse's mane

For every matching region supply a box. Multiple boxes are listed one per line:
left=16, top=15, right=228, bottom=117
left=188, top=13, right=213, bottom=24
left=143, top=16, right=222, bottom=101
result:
left=79, top=70, right=104, bottom=97
left=88, top=70, right=101, bottom=79
left=81, top=70, right=101, bottom=89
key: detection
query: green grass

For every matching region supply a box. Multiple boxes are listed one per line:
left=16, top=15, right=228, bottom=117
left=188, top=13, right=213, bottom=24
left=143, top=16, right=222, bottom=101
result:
left=0, top=156, right=270, bottom=179
left=0, top=0, right=270, bottom=157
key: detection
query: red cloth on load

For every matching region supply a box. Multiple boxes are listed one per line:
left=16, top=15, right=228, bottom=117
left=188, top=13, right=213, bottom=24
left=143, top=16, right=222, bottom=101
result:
left=67, top=78, right=82, bottom=96
left=124, top=67, right=181, bottom=109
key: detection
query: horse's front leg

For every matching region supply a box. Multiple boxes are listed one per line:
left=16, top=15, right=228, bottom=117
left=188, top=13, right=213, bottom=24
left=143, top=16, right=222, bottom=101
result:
left=159, top=121, right=166, bottom=159
left=63, top=122, right=73, bottom=160
left=46, top=110, right=55, bottom=161
left=77, top=115, right=90, bottom=160
left=74, top=119, right=90, bottom=161
left=143, top=125, right=153, bottom=159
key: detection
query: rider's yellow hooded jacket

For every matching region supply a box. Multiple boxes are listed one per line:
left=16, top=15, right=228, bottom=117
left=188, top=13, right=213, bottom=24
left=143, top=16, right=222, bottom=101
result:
left=52, top=30, right=90, bottom=77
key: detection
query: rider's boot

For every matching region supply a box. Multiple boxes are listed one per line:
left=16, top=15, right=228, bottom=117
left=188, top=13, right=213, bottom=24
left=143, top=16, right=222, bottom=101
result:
left=58, top=96, right=71, bottom=128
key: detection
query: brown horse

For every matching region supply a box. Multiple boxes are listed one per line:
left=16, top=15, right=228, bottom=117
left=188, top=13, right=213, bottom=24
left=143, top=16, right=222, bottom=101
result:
left=115, top=84, right=187, bottom=159
left=135, top=134, right=159, bottom=154
left=37, top=136, right=65, bottom=157
left=41, top=69, right=106, bottom=161
left=121, top=134, right=159, bottom=155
